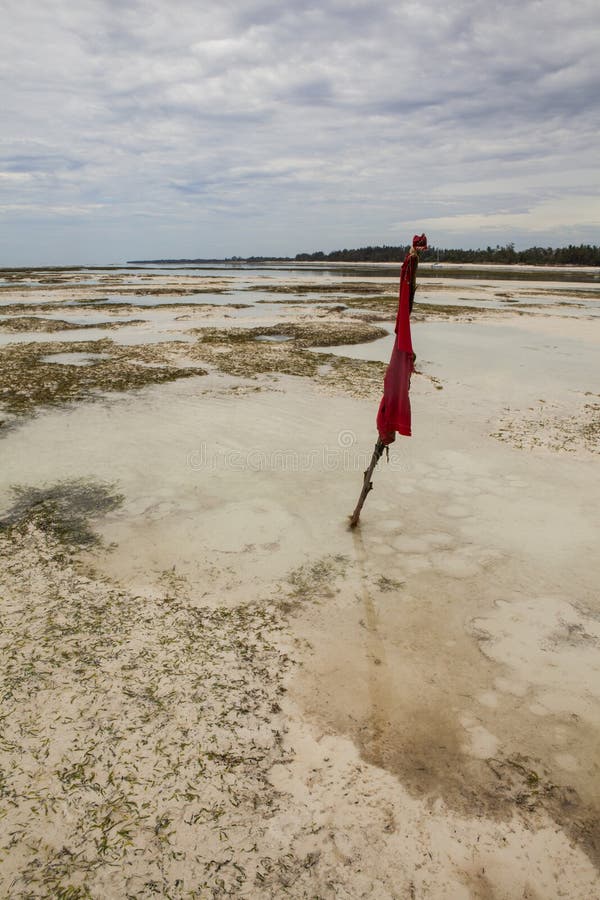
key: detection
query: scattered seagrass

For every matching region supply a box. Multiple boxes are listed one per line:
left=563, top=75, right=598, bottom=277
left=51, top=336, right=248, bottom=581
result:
left=0, top=478, right=124, bottom=547
left=186, top=324, right=387, bottom=397
left=0, top=338, right=206, bottom=421
left=0, top=316, right=146, bottom=332
left=0, top=519, right=355, bottom=896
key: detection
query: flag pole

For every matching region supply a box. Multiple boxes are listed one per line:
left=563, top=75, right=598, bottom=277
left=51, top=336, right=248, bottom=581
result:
left=348, top=438, right=386, bottom=528
left=348, top=234, right=426, bottom=530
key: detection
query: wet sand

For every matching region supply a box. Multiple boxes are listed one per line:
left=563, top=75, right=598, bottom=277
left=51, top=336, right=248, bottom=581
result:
left=0, top=264, right=599, bottom=897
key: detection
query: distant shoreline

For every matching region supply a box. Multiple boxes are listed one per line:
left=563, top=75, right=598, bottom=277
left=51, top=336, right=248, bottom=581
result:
left=2, top=260, right=598, bottom=284
left=127, top=258, right=600, bottom=269
left=126, top=258, right=600, bottom=272
left=128, top=242, right=600, bottom=268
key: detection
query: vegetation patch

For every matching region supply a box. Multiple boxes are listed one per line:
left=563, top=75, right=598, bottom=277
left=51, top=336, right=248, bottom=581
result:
left=0, top=302, right=110, bottom=314
left=0, top=524, right=298, bottom=897
left=491, top=398, right=600, bottom=454
left=320, top=296, right=511, bottom=319
left=70, top=300, right=248, bottom=312
left=192, top=321, right=388, bottom=349
left=411, top=302, right=508, bottom=320
left=0, top=316, right=146, bottom=332
left=317, top=355, right=387, bottom=400
left=246, top=282, right=394, bottom=296
left=288, top=554, right=348, bottom=593
left=518, top=287, right=600, bottom=299
left=0, top=338, right=205, bottom=420
left=280, top=555, right=348, bottom=613
left=188, top=336, right=321, bottom=380
left=375, top=574, right=405, bottom=592
left=0, top=283, right=230, bottom=296
left=186, top=324, right=389, bottom=398
left=77, top=287, right=231, bottom=297
left=0, top=479, right=124, bottom=547
left=321, top=296, right=397, bottom=315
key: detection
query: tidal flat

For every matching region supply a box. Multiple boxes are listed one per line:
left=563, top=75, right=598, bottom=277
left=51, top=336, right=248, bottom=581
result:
left=0, top=262, right=599, bottom=898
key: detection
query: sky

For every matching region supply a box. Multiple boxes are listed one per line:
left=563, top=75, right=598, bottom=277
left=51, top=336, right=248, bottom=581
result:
left=1, top=0, right=599, bottom=265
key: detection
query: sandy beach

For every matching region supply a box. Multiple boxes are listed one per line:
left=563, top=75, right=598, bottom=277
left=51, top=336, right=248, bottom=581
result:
left=1, top=263, right=599, bottom=898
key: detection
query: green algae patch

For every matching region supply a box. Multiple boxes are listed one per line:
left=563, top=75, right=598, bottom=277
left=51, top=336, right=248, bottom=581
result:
left=186, top=322, right=386, bottom=381
left=491, top=397, right=600, bottom=455
left=0, top=316, right=146, bottom=332
left=286, top=555, right=348, bottom=605
left=187, top=324, right=388, bottom=398
left=0, top=524, right=293, bottom=898
left=193, top=321, right=388, bottom=348
left=68, top=287, right=231, bottom=299
left=100, top=286, right=230, bottom=295
left=338, top=296, right=511, bottom=319
left=318, top=295, right=397, bottom=314
left=246, top=281, right=394, bottom=295
left=317, top=355, right=387, bottom=400
left=0, top=478, right=124, bottom=547
left=412, top=302, right=507, bottom=319
left=69, top=300, right=249, bottom=312
left=0, top=302, right=109, bottom=315
left=0, top=338, right=206, bottom=419
left=256, top=295, right=396, bottom=317
left=188, top=337, right=321, bottom=379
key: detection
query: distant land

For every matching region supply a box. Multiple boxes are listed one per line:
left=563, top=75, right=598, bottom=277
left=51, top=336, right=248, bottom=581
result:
left=129, top=243, right=600, bottom=266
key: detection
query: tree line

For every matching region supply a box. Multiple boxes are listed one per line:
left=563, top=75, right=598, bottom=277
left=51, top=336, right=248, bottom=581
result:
left=292, top=243, right=600, bottom=265
left=129, top=243, right=600, bottom=266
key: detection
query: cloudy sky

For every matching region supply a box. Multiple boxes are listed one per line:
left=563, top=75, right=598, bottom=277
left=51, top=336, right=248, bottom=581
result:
left=1, top=0, right=599, bottom=264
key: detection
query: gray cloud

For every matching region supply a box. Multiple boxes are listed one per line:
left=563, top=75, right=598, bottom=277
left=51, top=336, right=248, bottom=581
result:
left=0, top=0, right=598, bottom=263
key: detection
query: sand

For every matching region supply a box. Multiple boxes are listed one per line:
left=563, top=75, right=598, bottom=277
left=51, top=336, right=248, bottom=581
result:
left=0, top=265, right=599, bottom=898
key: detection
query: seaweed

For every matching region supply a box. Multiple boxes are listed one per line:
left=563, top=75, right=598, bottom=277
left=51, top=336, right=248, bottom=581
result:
left=0, top=338, right=205, bottom=419
left=0, top=478, right=124, bottom=546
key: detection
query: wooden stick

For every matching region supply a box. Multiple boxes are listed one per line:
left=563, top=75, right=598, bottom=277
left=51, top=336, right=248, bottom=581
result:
left=348, top=439, right=386, bottom=528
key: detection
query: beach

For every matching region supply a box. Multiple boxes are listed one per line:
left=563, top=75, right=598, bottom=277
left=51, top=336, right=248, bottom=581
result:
left=0, top=263, right=599, bottom=898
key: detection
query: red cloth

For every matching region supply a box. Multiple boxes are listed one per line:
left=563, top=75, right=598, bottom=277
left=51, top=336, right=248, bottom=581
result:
left=412, top=233, right=428, bottom=249
left=376, top=250, right=416, bottom=444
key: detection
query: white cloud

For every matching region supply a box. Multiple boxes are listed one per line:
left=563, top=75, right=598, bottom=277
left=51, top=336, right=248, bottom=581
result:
left=416, top=197, right=600, bottom=233
left=0, top=0, right=599, bottom=263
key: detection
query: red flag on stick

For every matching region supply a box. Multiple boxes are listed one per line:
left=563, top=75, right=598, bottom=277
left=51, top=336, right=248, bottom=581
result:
left=376, top=243, right=418, bottom=443
left=349, top=234, right=427, bottom=528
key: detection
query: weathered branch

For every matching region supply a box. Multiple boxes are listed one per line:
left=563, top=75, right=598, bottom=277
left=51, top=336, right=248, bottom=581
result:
left=348, top=439, right=386, bottom=529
